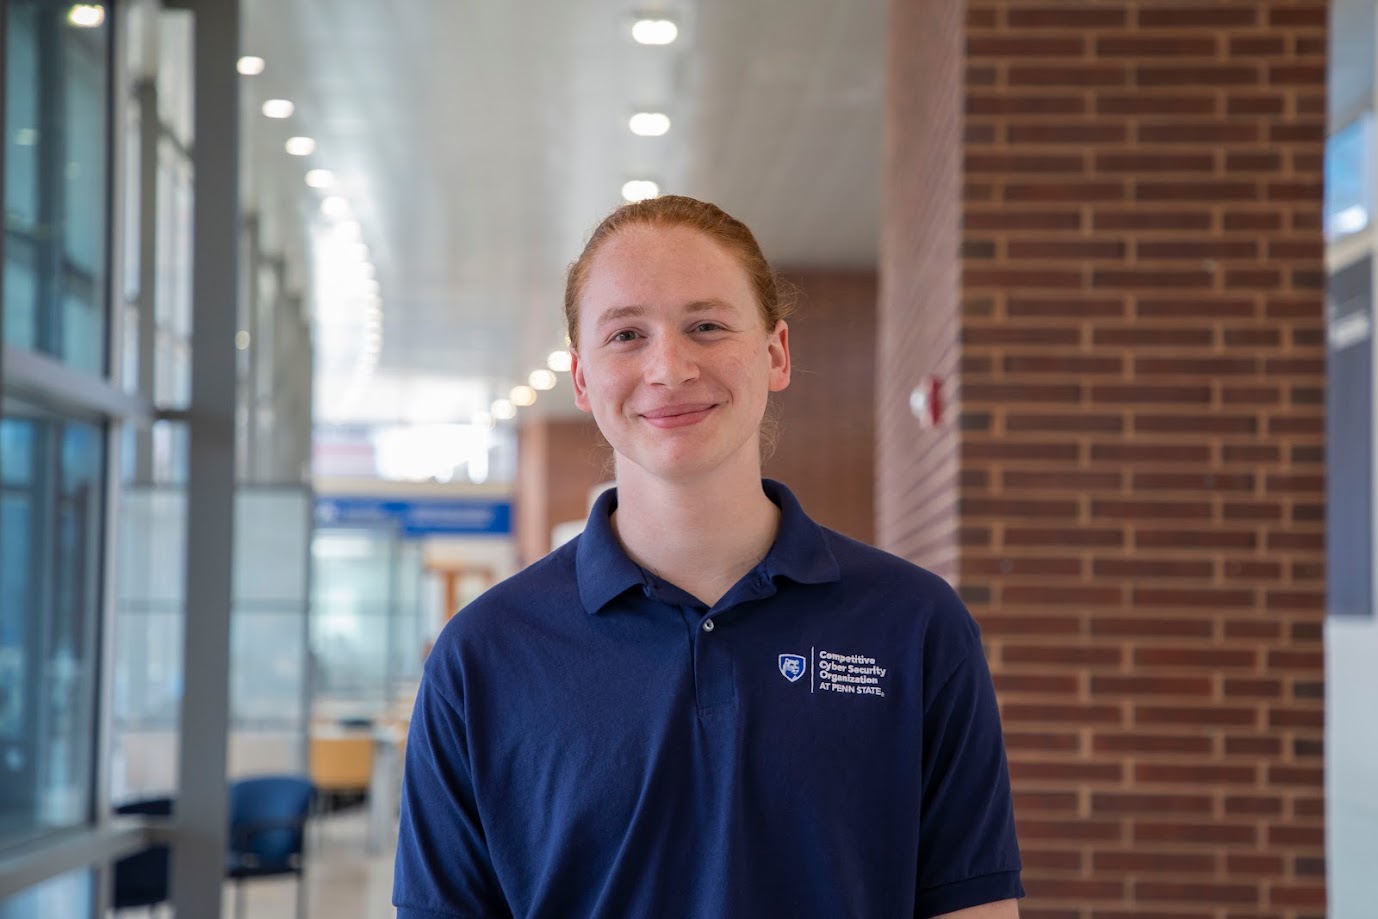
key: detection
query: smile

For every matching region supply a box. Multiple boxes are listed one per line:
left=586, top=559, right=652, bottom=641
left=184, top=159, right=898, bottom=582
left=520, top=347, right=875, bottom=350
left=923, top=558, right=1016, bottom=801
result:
left=639, top=403, right=718, bottom=429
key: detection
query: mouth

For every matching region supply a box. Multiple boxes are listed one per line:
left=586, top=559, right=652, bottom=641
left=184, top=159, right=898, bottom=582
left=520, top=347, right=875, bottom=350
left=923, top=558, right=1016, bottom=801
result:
left=638, top=403, right=718, bottom=429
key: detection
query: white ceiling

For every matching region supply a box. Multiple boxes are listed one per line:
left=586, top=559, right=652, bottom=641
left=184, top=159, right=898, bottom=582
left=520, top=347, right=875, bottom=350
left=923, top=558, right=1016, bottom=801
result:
left=239, top=0, right=884, bottom=424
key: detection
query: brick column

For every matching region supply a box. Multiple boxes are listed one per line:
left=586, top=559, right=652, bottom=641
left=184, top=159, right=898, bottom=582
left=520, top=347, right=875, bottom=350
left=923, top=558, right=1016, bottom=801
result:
left=767, top=268, right=878, bottom=543
left=884, top=3, right=1328, bottom=916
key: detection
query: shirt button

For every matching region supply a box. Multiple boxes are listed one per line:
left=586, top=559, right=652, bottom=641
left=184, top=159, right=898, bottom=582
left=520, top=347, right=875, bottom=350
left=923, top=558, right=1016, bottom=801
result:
left=702, top=618, right=715, bottom=633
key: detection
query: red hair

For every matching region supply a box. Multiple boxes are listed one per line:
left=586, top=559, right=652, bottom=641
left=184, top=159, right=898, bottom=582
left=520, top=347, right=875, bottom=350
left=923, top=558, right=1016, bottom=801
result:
left=563, top=195, right=792, bottom=346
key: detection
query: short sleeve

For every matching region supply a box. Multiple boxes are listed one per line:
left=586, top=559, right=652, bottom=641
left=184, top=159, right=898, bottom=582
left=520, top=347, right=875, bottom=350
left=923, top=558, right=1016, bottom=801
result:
left=914, top=639, right=1024, bottom=918
left=393, top=670, right=513, bottom=919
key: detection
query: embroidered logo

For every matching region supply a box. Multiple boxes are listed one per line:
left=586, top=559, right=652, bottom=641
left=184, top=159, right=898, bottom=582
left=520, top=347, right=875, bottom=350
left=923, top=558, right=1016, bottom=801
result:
left=778, top=654, right=806, bottom=683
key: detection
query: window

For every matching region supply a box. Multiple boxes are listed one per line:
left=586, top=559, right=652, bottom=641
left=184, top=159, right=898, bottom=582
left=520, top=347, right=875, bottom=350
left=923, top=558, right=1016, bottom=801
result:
left=2, top=1, right=111, bottom=375
left=0, top=412, right=104, bottom=844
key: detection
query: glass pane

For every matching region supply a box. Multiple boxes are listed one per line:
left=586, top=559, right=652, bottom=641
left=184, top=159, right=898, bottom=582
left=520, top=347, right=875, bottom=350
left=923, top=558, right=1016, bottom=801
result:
left=2, top=1, right=111, bottom=374
left=0, top=415, right=104, bottom=844
left=1326, top=114, right=1374, bottom=241
left=111, top=451, right=189, bottom=802
left=0, top=869, right=92, bottom=919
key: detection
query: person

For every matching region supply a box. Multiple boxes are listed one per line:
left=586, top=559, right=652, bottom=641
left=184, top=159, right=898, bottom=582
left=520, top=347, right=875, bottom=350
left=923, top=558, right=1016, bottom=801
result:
left=393, top=195, right=1023, bottom=918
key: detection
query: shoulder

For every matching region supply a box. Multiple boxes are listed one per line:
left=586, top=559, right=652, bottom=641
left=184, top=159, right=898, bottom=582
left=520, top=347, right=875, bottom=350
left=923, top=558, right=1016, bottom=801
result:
left=823, top=529, right=973, bottom=622
left=815, top=527, right=984, bottom=676
left=424, top=538, right=582, bottom=686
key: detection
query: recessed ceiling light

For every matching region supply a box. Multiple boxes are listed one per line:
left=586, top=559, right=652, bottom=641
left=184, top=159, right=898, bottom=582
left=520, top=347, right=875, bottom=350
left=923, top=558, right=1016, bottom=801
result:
left=262, top=99, right=294, bottom=119
left=629, top=112, right=670, bottom=137
left=547, top=350, right=572, bottom=372
left=621, top=179, right=659, bottom=202
left=285, top=136, right=316, bottom=156
left=529, top=369, right=557, bottom=391
left=235, top=331, right=251, bottom=350
left=632, top=18, right=677, bottom=45
left=237, top=56, right=266, bottom=76
left=320, top=196, right=350, bottom=218
left=305, top=169, right=334, bottom=188
left=473, top=411, right=494, bottom=430
left=67, top=5, right=105, bottom=28
left=491, top=399, right=516, bottom=421
left=510, top=385, right=537, bottom=407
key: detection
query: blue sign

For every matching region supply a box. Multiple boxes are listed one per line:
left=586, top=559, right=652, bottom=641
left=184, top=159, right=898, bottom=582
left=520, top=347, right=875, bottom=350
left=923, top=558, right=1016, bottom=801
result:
left=315, top=496, right=511, bottom=537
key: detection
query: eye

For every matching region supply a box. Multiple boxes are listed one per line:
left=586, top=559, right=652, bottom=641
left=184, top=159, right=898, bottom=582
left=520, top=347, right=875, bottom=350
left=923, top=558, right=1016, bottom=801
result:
left=610, top=329, right=640, bottom=343
left=693, top=321, right=725, bottom=333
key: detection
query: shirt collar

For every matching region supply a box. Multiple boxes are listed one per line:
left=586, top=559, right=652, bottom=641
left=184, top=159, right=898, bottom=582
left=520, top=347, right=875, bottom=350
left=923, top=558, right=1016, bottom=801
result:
left=575, top=478, right=841, bottom=615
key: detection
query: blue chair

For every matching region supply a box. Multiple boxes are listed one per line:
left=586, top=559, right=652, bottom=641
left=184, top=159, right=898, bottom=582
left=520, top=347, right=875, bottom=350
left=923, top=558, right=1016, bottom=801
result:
left=226, top=776, right=314, bottom=919
left=111, top=796, right=174, bottom=915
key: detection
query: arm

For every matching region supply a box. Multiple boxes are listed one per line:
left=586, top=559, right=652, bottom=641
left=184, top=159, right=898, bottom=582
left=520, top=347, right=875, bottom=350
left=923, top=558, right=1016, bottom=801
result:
left=934, top=899, right=1020, bottom=919
left=913, top=614, right=1024, bottom=918
left=393, top=674, right=512, bottom=919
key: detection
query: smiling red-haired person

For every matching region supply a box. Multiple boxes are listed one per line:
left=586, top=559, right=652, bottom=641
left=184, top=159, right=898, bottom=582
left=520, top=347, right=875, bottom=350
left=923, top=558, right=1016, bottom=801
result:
left=394, top=195, right=1024, bottom=919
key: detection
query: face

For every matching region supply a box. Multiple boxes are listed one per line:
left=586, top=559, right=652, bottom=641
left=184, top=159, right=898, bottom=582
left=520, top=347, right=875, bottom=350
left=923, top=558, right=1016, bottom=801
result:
left=571, top=223, right=790, bottom=485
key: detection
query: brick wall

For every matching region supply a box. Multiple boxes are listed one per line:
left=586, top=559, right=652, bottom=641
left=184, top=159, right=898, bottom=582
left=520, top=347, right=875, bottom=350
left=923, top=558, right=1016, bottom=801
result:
left=880, top=0, right=967, bottom=582
left=766, top=268, right=877, bottom=543
left=886, top=2, right=1328, bottom=916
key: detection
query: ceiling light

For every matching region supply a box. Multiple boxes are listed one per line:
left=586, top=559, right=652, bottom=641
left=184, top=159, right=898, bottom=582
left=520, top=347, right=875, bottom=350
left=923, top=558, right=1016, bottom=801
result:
left=305, top=169, right=334, bottom=188
left=235, top=331, right=251, bottom=350
left=621, top=179, right=659, bottom=202
left=473, top=411, right=494, bottom=430
left=67, top=5, right=104, bottom=27
left=547, top=350, right=572, bottom=372
left=285, top=136, right=316, bottom=156
left=632, top=18, right=677, bottom=45
left=337, top=220, right=362, bottom=241
left=320, top=195, right=350, bottom=218
left=629, top=112, right=670, bottom=137
left=510, top=385, right=537, bottom=407
left=261, top=99, right=294, bottom=119
left=1333, top=204, right=1369, bottom=235
left=237, top=56, right=266, bottom=76
left=491, top=399, right=516, bottom=421
left=529, top=369, right=557, bottom=391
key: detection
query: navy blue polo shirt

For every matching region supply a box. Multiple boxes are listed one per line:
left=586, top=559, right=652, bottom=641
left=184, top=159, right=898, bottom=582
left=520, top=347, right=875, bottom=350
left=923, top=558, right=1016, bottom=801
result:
left=395, top=480, right=1022, bottom=919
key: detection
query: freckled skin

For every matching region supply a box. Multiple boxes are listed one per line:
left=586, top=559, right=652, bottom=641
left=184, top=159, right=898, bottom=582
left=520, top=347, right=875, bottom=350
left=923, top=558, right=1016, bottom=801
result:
left=570, top=224, right=790, bottom=486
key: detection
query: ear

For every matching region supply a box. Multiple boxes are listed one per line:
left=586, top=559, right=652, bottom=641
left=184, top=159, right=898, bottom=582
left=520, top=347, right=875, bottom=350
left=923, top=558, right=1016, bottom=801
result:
left=570, top=348, right=593, bottom=413
left=767, top=320, right=791, bottom=393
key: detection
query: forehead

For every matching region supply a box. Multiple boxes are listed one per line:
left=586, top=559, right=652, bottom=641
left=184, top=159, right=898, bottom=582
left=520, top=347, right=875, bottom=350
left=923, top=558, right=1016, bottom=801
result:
left=581, top=223, right=755, bottom=312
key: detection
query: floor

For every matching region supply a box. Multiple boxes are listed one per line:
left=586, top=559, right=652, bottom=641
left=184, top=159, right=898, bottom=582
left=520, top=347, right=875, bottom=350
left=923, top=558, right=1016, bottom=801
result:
left=218, top=811, right=396, bottom=919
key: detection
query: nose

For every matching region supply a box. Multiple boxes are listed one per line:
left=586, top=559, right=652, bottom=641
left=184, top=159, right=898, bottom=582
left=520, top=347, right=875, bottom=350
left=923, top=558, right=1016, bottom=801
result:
left=643, top=332, right=699, bottom=387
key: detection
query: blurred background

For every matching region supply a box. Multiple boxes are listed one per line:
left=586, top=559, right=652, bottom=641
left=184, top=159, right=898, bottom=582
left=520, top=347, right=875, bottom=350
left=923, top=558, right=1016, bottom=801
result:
left=0, top=0, right=1370, bottom=916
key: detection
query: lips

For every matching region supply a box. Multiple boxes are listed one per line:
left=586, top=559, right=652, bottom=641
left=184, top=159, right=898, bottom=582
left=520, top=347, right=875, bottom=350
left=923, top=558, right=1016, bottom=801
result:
left=638, top=403, right=718, bottom=429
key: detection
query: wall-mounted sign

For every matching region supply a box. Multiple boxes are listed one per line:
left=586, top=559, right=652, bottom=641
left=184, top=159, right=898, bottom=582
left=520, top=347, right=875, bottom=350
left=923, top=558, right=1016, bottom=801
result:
left=315, top=496, right=512, bottom=537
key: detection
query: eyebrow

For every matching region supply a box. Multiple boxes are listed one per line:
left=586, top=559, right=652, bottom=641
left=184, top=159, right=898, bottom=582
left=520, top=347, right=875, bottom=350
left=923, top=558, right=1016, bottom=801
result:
left=594, top=299, right=734, bottom=328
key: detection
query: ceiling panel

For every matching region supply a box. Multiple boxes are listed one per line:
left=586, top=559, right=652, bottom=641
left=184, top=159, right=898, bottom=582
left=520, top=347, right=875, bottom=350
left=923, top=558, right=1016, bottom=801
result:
left=240, top=0, right=884, bottom=423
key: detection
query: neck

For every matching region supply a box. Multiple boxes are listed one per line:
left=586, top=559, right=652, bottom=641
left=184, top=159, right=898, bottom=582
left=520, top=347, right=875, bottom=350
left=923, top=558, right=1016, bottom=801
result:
left=611, top=461, right=780, bottom=608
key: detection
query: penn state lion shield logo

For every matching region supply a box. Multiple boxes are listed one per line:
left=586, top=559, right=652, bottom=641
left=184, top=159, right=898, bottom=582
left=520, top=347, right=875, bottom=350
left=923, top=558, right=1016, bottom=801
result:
left=778, top=654, right=806, bottom=683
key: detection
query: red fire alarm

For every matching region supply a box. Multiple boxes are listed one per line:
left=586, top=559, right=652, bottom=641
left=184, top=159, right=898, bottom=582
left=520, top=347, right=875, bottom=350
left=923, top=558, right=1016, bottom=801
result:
left=909, top=375, right=943, bottom=429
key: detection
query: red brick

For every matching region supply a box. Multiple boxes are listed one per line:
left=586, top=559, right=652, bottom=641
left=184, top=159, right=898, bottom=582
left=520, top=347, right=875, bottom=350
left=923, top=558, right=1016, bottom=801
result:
left=1007, top=8, right=1128, bottom=28
left=1137, top=883, right=1260, bottom=906
left=1135, top=822, right=1257, bottom=845
left=1137, top=7, right=1260, bottom=28
left=1095, top=733, right=1212, bottom=756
